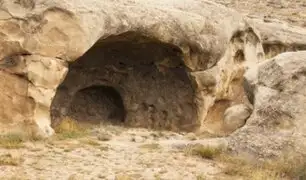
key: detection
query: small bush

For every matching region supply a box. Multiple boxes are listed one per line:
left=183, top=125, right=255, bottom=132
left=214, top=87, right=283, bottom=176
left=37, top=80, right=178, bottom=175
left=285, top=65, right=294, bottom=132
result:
left=54, top=117, right=87, bottom=140
left=185, top=144, right=222, bottom=160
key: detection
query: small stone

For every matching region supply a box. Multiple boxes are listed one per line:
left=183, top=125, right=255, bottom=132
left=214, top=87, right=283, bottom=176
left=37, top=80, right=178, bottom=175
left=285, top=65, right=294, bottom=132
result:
left=98, top=132, right=112, bottom=141
left=131, top=136, right=145, bottom=143
left=185, top=133, right=197, bottom=141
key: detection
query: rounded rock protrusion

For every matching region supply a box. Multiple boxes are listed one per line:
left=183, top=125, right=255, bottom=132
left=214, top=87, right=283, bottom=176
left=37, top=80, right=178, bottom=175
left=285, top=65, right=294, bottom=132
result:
left=223, top=104, right=252, bottom=133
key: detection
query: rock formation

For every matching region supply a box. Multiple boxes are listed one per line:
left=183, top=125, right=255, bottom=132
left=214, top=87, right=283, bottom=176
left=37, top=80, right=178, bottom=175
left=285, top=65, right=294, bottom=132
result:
left=248, top=19, right=306, bottom=59
left=0, top=0, right=264, bottom=137
left=229, top=51, right=306, bottom=157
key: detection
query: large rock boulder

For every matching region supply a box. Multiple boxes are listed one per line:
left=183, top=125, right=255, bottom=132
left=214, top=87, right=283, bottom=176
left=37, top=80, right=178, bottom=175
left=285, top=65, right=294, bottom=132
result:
left=0, top=0, right=263, bottom=137
left=229, top=51, right=306, bottom=157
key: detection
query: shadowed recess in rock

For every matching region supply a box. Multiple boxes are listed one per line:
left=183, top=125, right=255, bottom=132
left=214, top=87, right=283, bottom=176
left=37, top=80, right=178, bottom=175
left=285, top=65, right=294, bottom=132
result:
left=67, top=85, right=125, bottom=124
left=51, top=32, right=197, bottom=131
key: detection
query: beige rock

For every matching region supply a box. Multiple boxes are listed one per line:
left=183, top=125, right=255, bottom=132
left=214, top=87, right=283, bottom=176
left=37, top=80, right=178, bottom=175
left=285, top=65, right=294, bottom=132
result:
left=248, top=19, right=306, bottom=59
left=0, top=0, right=264, bottom=136
left=229, top=51, right=306, bottom=157
left=223, top=104, right=252, bottom=133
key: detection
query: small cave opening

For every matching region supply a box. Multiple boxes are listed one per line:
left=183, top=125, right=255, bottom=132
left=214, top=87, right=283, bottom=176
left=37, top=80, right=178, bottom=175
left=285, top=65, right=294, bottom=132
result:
left=67, top=85, right=125, bottom=124
left=51, top=32, right=197, bottom=132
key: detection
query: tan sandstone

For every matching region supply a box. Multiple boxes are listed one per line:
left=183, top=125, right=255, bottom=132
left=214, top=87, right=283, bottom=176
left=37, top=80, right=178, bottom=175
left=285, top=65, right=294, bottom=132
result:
left=0, top=0, right=264, bottom=137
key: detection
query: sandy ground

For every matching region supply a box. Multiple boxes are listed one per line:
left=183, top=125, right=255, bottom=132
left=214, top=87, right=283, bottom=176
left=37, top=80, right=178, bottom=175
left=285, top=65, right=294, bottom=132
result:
left=214, top=0, right=306, bottom=27
left=0, top=124, right=229, bottom=180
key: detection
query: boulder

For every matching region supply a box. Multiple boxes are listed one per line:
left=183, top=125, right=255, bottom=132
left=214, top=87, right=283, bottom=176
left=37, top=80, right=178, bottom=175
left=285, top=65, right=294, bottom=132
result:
left=223, top=104, right=252, bottom=133
left=0, top=0, right=264, bottom=136
left=229, top=51, right=306, bottom=157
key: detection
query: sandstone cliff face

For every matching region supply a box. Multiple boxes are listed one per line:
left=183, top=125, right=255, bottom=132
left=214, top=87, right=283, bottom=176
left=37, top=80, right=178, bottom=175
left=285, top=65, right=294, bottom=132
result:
left=229, top=51, right=306, bottom=157
left=0, top=0, right=264, bottom=137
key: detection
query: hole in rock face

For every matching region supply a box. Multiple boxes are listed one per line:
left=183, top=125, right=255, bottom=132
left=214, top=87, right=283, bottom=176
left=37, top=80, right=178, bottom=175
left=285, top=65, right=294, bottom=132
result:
left=51, top=32, right=197, bottom=131
left=67, top=85, right=125, bottom=124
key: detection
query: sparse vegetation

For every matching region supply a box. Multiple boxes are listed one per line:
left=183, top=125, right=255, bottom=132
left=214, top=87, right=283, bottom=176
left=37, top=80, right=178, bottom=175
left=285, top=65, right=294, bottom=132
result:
left=0, top=153, right=23, bottom=166
left=80, top=138, right=100, bottom=146
left=154, top=174, right=161, bottom=180
left=115, top=174, right=133, bottom=180
left=265, top=154, right=306, bottom=179
left=99, top=146, right=109, bottom=151
left=220, top=154, right=281, bottom=179
left=0, top=133, right=25, bottom=149
left=219, top=153, right=306, bottom=180
left=185, top=144, right=222, bottom=160
left=196, top=174, right=207, bottom=180
left=139, top=143, right=161, bottom=150
left=54, top=117, right=88, bottom=140
left=184, top=143, right=306, bottom=180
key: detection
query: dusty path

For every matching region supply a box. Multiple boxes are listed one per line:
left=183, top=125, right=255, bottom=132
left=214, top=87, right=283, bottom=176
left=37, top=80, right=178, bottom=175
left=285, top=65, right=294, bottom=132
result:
left=0, top=124, right=228, bottom=180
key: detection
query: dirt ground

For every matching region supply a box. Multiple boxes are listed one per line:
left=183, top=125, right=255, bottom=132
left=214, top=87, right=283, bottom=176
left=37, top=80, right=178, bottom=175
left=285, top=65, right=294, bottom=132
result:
left=0, top=123, right=229, bottom=180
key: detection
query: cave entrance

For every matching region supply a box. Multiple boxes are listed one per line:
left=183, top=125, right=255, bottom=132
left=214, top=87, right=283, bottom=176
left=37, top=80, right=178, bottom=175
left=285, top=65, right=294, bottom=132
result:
left=67, top=85, right=125, bottom=124
left=51, top=32, right=197, bottom=132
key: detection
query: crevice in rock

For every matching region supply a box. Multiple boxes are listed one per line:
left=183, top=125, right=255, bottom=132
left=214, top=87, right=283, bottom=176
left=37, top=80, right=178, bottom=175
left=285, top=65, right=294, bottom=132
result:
left=263, top=43, right=306, bottom=59
left=51, top=31, right=197, bottom=132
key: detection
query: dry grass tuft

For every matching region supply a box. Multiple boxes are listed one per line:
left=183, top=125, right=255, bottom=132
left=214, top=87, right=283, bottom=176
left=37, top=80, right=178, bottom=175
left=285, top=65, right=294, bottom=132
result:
left=220, top=153, right=306, bottom=180
left=80, top=138, right=100, bottom=146
left=0, top=153, right=23, bottom=166
left=196, top=174, right=207, bottom=180
left=184, top=144, right=306, bottom=179
left=139, top=143, right=161, bottom=150
left=54, top=117, right=87, bottom=140
left=0, top=134, right=25, bottom=149
left=115, top=174, right=133, bottom=180
left=264, top=154, right=306, bottom=179
left=220, top=154, right=281, bottom=179
left=185, top=144, right=222, bottom=160
left=99, top=146, right=110, bottom=151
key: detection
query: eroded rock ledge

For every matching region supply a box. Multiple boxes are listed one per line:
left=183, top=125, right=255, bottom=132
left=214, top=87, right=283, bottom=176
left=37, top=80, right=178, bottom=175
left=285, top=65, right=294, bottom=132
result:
left=248, top=18, right=306, bottom=59
left=0, top=0, right=264, bottom=137
left=229, top=51, right=306, bottom=158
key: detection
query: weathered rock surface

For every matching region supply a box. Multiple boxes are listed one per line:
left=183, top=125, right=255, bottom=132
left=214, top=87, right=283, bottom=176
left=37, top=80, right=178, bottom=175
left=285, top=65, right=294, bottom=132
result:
left=223, top=104, right=252, bottom=133
left=0, top=0, right=264, bottom=136
left=229, top=51, right=306, bottom=157
left=248, top=19, right=306, bottom=59
left=215, top=0, right=306, bottom=28
left=215, top=0, right=306, bottom=58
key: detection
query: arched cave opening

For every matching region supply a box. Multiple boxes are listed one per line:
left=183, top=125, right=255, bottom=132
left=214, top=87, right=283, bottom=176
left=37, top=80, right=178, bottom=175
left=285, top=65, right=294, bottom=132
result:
left=51, top=32, right=197, bottom=132
left=67, top=85, right=125, bottom=124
